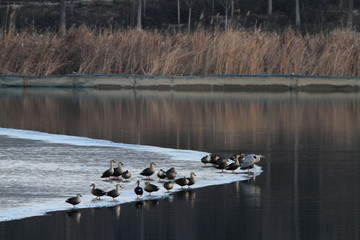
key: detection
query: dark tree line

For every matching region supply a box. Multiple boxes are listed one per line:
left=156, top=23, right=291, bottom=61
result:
left=59, top=0, right=359, bottom=32
left=1, top=0, right=359, bottom=32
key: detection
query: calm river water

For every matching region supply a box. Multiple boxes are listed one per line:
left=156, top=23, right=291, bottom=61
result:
left=0, top=88, right=360, bottom=240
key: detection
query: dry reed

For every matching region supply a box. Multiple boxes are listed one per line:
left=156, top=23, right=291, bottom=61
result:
left=0, top=26, right=359, bottom=76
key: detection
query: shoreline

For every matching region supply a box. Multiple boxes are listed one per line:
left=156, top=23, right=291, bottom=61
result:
left=1, top=74, right=360, bottom=92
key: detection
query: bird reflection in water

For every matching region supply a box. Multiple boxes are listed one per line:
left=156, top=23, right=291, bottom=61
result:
left=145, top=199, right=159, bottom=210
left=135, top=201, right=144, bottom=210
left=176, top=190, right=196, bottom=208
left=247, top=172, right=257, bottom=183
left=107, top=205, right=121, bottom=219
left=235, top=181, right=240, bottom=200
left=66, top=209, right=82, bottom=223
left=167, top=194, right=174, bottom=203
left=240, top=180, right=261, bottom=207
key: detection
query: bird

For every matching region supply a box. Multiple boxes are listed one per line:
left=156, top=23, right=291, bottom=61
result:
left=216, top=157, right=228, bottom=172
left=186, top=172, right=196, bottom=189
left=210, top=154, right=220, bottom=166
left=144, top=181, right=159, bottom=196
left=140, top=162, right=156, bottom=179
left=166, top=167, right=177, bottom=181
left=230, top=152, right=246, bottom=162
left=112, top=162, right=124, bottom=180
left=157, top=169, right=166, bottom=182
left=226, top=153, right=242, bottom=173
left=163, top=181, right=174, bottom=192
left=65, top=194, right=82, bottom=208
left=101, top=160, right=115, bottom=180
left=240, top=154, right=264, bottom=173
left=201, top=155, right=211, bottom=166
left=90, top=183, right=106, bottom=199
left=175, top=177, right=189, bottom=189
left=121, top=170, right=131, bottom=181
left=106, top=184, right=121, bottom=200
left=134, top=180, right=143, bottom=198
left=216, top=156, right=227, bottom=165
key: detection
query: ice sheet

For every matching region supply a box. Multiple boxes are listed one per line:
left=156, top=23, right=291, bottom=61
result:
left=0, top=128, right=262, bottom=222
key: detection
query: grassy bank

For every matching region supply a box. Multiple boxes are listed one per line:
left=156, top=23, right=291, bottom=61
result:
left=0, top=26, right=359, bottom=76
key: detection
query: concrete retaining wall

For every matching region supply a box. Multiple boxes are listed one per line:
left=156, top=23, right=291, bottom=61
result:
left=1, top=74, right=360, bottom=91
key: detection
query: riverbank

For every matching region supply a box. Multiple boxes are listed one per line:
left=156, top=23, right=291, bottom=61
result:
left=1, top=74, right=360, bottom=92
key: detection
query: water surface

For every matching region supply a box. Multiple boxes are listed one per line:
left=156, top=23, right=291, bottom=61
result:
left=0, top=88, right=360, bottom=240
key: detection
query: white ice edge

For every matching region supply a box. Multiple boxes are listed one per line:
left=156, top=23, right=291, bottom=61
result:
left=0, top=128, right=206, bottom=162
left=0, top=127, right=262, bottom=222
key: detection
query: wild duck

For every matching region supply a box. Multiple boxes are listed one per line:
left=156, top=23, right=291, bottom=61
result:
left=65, top=194, right=82, bottom=208
left=112, top=162, right=124, bottom=179
left=140, top=162, right=156, bottom=179
left=106, top=184, right=121, bottom=200
left=90, top=183, right=106, bottom=199
left=122, top=170, right=131, bottom=181
left=157, top=169, right=166, bottom=182
left=134, top=180, right=143, bottom=198
left=144, top=181, right=159, bottom=196
left=101, top=160, right=115, bottom=180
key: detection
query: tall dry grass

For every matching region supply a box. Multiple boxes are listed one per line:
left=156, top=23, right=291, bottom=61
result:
left=0, top=26, right=359, bottom=76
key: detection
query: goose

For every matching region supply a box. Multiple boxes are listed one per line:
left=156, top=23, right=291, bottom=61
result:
left=163, top=181, right=174, bottom=192
left=144, top=181, right=159, bottom=196
left=90, top=183, right=106, bottom=199
left=166, top=167, right=177, bottom=180
left=175, top=177, right=189, bottom=189
left=240, top=154, right=264, bottom=173
left=134, top=180, right=143, bottom=198
left=106, top=184, right=121, bottom=200
left=122, top=170, right=131, bottom=181
left=186, top=172, right=196, bottom=189
left=157, top=169, right=166, bottom=182
left=112, top=162, right=124, bottom=179
left=65, top=194, right=82, bottom=208
left=101, top=160, right=115, bottom=180
left=201, top=155, right=211, bottom=166
left=140, top=162, right=156, bottom=179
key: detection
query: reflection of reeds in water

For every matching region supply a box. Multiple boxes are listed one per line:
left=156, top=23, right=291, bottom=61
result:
left=0, top=91, right=359, bottom=152
left=0, top=25, right=359, bottom=76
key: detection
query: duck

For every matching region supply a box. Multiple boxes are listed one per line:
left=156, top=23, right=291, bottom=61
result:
left=201, top=155, right=211, bottom=166
left=216, top=157, right=228, bottom=172
left=101, top=160, right=115, bottom=180
left=186, top=172, right=196, bottom=189
left=240, top=154, right=264, bottom=173
left=157, top=169, right=166, bottom=182
left=140, top=162, right=156, bottom=179
left=226, top=153, right=242, bottom=173
left=144, top=181, right=159, bottom=196
left=121, top=170, right=131, bottom=181
left=210, top=154, right=220, bottom=166
left=134, top=180, right=143, bottom=198
left=90, top=183, right=106, bottom=199
left=65, top=194, right=82, bottom=208
left=163, top=181, right=174, bottom=192
left=106, top=184, right=121, bottom=200
left=166, top=167, right=177, bottom=180
left=112, top=162, right=124, bottom=180
left=175, top=177, right=189, bottom=189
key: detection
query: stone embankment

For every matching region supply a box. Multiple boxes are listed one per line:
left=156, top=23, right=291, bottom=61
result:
left=1, top=74, right=359, bottom=92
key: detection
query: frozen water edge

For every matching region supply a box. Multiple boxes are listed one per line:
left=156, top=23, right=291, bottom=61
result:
left=0, top=128, right=262, bottom=222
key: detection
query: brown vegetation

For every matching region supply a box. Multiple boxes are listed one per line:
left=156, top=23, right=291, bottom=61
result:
left=0, top=26, right=359, bottom=76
